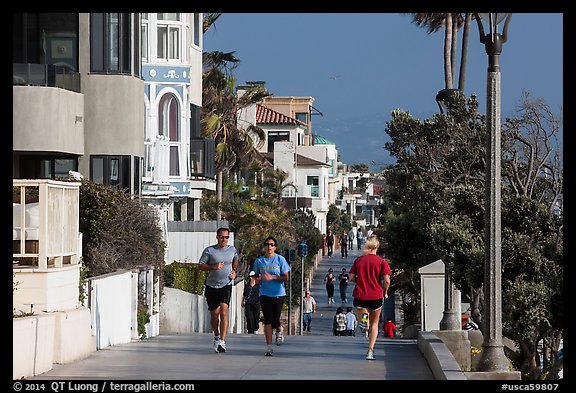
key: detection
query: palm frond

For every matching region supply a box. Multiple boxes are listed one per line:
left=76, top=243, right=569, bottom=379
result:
left=202, top=13, right=222, bottom=33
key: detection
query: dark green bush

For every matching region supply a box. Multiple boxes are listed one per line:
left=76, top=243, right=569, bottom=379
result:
left=164, top=262, right=207, bottom=296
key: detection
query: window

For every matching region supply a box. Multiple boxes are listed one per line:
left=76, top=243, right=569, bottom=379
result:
left=133, top=157, right=141, bottom=196
left=329, top=159, right=335, bottom=175
left=157, top=13, right=180, bottom=21
left=307, top=176, right=319, bottom=197
left=159, top=93, right=181, bottom=176
left=90, top=155, right=132, bottom=192
left=133, top=13, right=140, bottom=76
left=267, top=131, right=290, bottom=152
left=90, top=13, right=133, bottom=74
left=169, top=146, right=180, bottom=176
left=141, top=20, right=148, bottom=62
left=159, top=93, right=179, bottom=138
left=190, top=104, right=201, bottom=137
left=295, top=112, right=308, bottom=124
left=193, top=13, right=201, bottom=47
left=157, top=13, right=181, bottom=61
left=13, top=13, right=79, bottom=71
left=18, top=156, right=78, bottom=180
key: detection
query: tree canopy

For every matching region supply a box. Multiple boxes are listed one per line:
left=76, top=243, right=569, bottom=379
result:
left=381, top=92, right=562, bottom=379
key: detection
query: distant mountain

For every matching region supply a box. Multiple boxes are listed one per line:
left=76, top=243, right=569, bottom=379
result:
left=313, top=110, right=433, bottom=171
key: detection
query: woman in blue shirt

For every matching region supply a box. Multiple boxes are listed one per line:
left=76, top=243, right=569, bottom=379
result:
left=253, top=236, right=291, bottom=357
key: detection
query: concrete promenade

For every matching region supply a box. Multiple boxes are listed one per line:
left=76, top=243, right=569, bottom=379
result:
left=29, top=246, right=435, bottom=381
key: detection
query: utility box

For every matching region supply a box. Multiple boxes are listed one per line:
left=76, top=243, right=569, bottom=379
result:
left=418, top=259, right=445, bottom=331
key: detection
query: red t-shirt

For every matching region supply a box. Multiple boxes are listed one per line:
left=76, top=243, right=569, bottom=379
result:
left=349, top=254, right=392, bottom=301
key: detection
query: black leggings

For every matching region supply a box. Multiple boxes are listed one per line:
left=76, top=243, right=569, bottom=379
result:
left=326, top=285, right=335, bottom=298
left=259, top=295, right=285, bottom=329
left=245, top=303, right=261, bottom=333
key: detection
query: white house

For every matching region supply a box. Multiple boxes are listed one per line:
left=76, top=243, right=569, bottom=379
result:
left=141, top=13, right=216, bottom=260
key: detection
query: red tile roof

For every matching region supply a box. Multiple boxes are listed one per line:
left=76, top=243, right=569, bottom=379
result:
left=256, top=104, right=307, bottom=126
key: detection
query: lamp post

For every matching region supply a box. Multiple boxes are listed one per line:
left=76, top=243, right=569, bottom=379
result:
left=435, top=89, right=463, bottom=331
left=474, top=12, right=512, bottom=372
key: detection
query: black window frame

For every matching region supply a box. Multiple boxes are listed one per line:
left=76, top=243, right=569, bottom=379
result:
left=267, top=131, right=290, bottom=152
left=18, top=155, right=78, bottom=180
left=90, top=13, right=133, bottom=74
left=90, top=154, right=132, bottom=193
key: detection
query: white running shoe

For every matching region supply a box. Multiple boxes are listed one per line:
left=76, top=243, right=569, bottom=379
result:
left=366, top=350, right=375, bottom=360
left=265, top=348, right=274, bottom=357
left=275, top=330, right=284, bottom=346
left=213, top=337, right=220, bottom=353
left=217, top=340, right=226, bottom=353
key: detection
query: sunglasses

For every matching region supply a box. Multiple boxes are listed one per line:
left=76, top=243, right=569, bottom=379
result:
left=264, top=243, right=276, bottom=247
left=218, top=235, right=230, bottom=239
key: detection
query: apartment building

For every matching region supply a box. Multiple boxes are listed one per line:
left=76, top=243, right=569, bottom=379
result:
left=13, top=13, right=143, bottom=194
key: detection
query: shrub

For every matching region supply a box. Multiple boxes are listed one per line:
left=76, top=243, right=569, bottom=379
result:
left=79, top=180, right=165, bottom=278
left=164, top=262, right=207, bottom=295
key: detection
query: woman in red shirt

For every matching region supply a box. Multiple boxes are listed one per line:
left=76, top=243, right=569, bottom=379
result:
left=349, top=235, right=392, bottom=360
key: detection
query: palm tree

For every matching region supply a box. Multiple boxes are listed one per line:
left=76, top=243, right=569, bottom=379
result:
left=262, top=167, right=297, bottom=202
left=201, top=51, right=270, bottom=220
left=203, top=13, right=221, bottom=33
left=409, top=13, right=473, bottom=92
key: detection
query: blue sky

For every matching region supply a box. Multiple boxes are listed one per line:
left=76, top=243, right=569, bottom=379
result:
left=203, top=13, right=563, bottom=169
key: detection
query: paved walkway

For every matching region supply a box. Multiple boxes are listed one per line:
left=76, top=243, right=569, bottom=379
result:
left=30, top=247, right=434, bottom=380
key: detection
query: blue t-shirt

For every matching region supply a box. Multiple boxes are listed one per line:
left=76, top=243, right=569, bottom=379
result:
left=253, top=253, right=291, bottom=297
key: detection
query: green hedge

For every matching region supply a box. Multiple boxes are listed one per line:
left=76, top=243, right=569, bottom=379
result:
left=164, top=262, right=207, bottom=295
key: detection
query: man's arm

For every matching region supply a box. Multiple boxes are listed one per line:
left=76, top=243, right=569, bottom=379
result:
left=229, top=257, right=239, bottom=279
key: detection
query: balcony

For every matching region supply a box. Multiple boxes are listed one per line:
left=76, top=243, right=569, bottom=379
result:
left=13, top=63, right=81, bottom=93
left=13, top=180, right=81, bottom=270
left=13, top=180, right=83, bottom=312
left=143, top=137, right=215, bottom=188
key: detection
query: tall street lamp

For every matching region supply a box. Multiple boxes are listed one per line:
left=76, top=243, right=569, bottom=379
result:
left=435, top=89, right=464, bottom=331
left=474, top=12, right=512, bottom=372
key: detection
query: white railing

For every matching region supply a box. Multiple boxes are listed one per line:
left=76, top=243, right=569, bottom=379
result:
left=13, top=179, right=81, bottom=270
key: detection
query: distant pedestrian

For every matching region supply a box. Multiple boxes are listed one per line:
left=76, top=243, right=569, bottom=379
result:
left=356, top=229, right=364, bottom=250
left=324, top=268, right=336, bottom=304
left=253, top=236, right=291, bottom=357
left=349, top=235, right=392, bottom=360
left=302, top=290, right=317, bottom=332
left=333, top=307, right=347, bottom=336
left=383, top=318, right=397, bottom=338
left=241, top=271, right=261, bottom=334
left=340, top=231, right=348, bottom=258
left=338, top=267, right=349, bottom=303
left=366, top=227, right=373, bottom=238
left=198, top=227, right=239, bottom=354
left=463, top=321, right=479, bottom=331
left=348, top=228, right=355, bottom=250
left=326, top=230, right=335, bottom=257
left=345, top=306, right=357, bottom=336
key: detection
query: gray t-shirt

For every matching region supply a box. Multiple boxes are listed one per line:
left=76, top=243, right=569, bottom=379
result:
left=199, top=244, right=239, bottom=288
